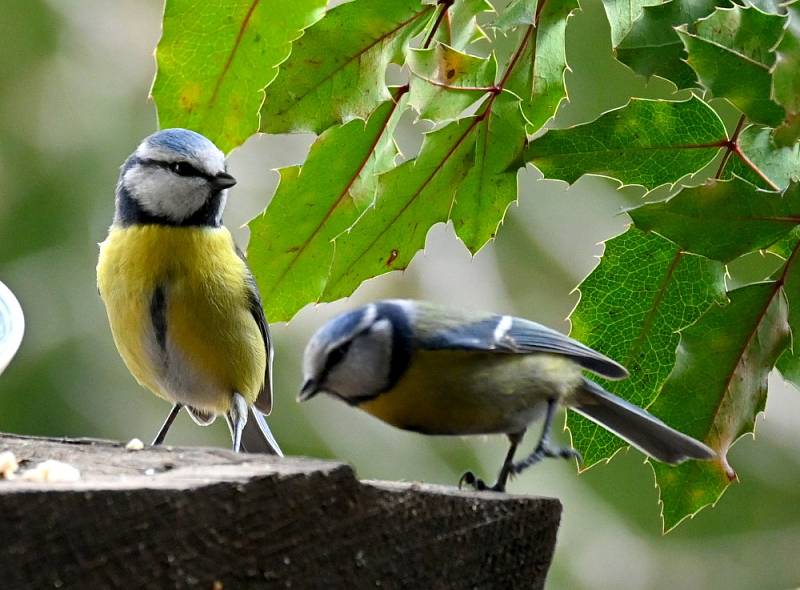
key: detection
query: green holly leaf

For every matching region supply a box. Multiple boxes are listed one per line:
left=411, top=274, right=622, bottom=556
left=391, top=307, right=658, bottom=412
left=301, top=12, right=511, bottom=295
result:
left=774, top=5, right=800, bottom=115
left=744, top=0, right=786, bottom=13
left=726, top=126, right=800, bottom=190
left=248, top=98, right=405, bottom=321
left=322, top=92, right=527, bottom=300
left=526, top=97, right=726, bottom=189
left=496, top=0, right=539, bottom=30
left=651, top=281, right=791, bottom=531
left=437, top=0, right=493, bottom=49
left=152, top=0, right=326, bottom=153
left=260, top=0, right=434, bottom=134
left=504, top=0, right=580, bottom=132
left=568, top=227, right=727, bottom=467
left=773, top=118, right=800, bottom=149
left=602, top=0, right=662, bottom=47
left=629, top=178, right=800, bottom=262
left=775, top=228, right=800, bottom=390
left=451, top=92, right=527, bottom=252
left=677, top=5, right=788, bottom=127
left=407, top=44, right=497, bottom=122
left=616, top=0, right=731, bottom=89
left=768, top=223, right=800, bottom=259
left=773, top=4, right=800, bottom=146
left=778, top=349, right=800, bottom=390
left=322, top=117, right=479, bottom=301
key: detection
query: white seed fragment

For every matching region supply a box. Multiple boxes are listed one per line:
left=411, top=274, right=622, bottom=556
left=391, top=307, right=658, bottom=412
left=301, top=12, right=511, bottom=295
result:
left=125, top=438, right=145, bottom=451
left=20, top=460, right=81, bottom=482
left=0, top=451, right=18, bottom=479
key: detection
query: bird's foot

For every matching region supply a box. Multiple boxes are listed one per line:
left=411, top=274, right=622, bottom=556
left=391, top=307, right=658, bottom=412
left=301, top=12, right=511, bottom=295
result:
left=459, top=471, right=506, bottom=492
left=511, top=443, right=582, bottom=475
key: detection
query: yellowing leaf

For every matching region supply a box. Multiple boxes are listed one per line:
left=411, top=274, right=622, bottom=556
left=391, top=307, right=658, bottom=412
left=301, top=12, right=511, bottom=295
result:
left=153, top=0, right=326, bottom=152
left=408, top=44, right=497, bottom=122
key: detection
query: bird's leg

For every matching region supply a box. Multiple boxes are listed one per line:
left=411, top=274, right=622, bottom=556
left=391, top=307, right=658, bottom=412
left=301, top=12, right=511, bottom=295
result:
left=493, top=431, right=525, bottom=491
left=511, top=398, right=581, bottom=475
left=225, top=392, right=248, bottom=453
left=460, top=431, right=525, bottom=492
left=152, top=403, right=182, bottom=446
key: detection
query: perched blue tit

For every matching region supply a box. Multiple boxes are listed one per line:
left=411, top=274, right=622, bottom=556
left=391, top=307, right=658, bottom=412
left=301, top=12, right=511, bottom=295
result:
left=96, top=129, right=281, bottom=455
left=299, top=300, right=714, bottom=491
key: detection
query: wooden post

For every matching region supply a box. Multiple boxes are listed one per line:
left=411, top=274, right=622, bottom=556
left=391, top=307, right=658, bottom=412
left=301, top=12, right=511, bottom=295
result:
left=0, top=434, right=561, bottom=589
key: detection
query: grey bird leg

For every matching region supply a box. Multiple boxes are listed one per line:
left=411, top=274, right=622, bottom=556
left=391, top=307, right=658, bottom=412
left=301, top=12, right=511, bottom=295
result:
left=225, top=392, right=249, bottom=453
left=152, top=403, right=182, bottom=446
left=511, top=398, right=581, bottom=475
left=460, top=431, right=525, bottom=493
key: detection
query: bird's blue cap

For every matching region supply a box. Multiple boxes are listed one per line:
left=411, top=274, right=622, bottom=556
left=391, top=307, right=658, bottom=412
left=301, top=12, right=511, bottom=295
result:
left=317, top=308, right=367, bottom=344
left=143, top=128, right=221, bottom=158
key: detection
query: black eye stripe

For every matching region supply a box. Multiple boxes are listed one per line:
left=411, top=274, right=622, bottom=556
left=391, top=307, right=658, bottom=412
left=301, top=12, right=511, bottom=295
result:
left=325, top=340, right=351, bottom=371
left=135, top=157, right=214, bottom=181
left=171, top=161, right=202, bottom=177
left=314, top=340, right=352, bottom=386
left=318, top=325, right=374, bottom=382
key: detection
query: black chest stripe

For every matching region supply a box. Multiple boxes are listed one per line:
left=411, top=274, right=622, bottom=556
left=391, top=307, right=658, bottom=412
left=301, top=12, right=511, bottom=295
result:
left=150, top=285, right=167, bottom=354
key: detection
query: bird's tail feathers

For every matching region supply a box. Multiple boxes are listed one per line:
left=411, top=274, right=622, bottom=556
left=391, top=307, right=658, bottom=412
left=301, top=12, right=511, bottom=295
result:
left=573, top=378, right=714, bottom=464
left=240, top=406, right=283, bottom=456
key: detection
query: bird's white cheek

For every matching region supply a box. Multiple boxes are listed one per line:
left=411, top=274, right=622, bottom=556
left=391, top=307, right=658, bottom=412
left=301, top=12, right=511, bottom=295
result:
left=328, top=363, right=385, bottom=399
left=125, top=167, right=207, bottom=221
left=329, top=341, right=391, bottom=399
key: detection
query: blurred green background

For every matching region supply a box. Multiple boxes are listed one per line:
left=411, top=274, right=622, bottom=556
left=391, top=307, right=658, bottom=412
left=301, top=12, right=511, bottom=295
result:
left=2, top=2, right=799, bottom=588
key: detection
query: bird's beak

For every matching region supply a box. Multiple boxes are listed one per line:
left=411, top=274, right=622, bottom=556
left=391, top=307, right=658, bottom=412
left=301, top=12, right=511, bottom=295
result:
left=211, top=172, right=237, bottom=191
left=298, top=378, right=319, bottom=402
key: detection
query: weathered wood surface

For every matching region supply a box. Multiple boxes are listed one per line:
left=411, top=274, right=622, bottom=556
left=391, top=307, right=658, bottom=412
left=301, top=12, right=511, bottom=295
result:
left=0, top=433, right=561, bottom=590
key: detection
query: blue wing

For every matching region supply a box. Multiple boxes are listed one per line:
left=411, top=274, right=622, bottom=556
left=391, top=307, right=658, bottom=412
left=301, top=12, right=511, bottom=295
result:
left=416, top=312, right=628, bottom=380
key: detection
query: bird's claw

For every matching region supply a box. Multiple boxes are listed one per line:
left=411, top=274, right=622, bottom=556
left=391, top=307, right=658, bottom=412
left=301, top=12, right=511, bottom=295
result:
left=559, top=447, right=582, bottom=462
left=459, top=470, right=484, bottom=490
left=459, top=470, right=505, bottom=492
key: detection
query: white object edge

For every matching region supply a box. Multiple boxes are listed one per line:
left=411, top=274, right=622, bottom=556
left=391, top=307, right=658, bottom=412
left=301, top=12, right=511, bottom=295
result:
left=0, top=280, right=24, bottom=376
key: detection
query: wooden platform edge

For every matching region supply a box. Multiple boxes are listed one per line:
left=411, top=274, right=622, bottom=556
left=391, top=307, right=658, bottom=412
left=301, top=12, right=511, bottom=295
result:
left=0, top=433, right=561, bottom=590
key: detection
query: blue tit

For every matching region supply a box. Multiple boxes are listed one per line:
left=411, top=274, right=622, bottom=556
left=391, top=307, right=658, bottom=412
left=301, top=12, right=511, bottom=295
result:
left=96, top=128, right=281, bottom=455
left=299, top=300, right=714, bottom=491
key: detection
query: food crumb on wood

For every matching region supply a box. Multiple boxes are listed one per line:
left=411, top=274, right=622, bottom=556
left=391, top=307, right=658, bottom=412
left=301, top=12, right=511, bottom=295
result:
left=0, top=451, right=18, bottom=479
left=125, top=438, right=145, bottom=451
left=20, top=459, right=81, bottom=482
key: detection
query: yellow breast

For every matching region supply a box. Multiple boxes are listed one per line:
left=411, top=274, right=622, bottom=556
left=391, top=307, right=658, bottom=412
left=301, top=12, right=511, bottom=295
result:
left=359, top=350, right=582, bottom=435
left=97, top=224, right=265, bottom=414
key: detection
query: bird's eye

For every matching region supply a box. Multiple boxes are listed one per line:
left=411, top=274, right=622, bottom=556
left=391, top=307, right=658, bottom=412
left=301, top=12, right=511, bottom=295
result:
left=326, top=341, right=351, bottom=368
left=170, top=161, right=198, bottom=177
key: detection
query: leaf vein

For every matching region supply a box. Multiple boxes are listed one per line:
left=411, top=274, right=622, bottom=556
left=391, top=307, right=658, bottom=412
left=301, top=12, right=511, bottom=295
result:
left=208, top=0, right=261, bottom=108
left=274, top=7, right=434, bottom=116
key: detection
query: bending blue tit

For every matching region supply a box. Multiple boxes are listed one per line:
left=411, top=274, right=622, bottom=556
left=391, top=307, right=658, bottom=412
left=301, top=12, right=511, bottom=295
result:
left=299, top=300, right=714, bottom=491
left=96, top=129, right=281, bottom=455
